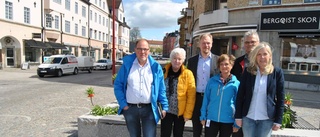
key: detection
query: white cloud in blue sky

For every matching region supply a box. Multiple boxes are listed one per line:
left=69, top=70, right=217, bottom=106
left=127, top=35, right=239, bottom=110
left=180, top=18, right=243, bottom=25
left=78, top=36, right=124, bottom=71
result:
left=123, top=0, right=188, bottom=40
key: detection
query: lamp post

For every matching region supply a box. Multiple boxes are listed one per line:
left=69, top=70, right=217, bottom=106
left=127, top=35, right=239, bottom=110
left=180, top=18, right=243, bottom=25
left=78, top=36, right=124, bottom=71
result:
left=112, top=0, right=116, bottom=83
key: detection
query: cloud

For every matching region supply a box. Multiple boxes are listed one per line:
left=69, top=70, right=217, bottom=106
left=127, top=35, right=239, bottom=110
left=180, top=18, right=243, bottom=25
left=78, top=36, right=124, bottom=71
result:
left=123, top=0, right=188, bottom=29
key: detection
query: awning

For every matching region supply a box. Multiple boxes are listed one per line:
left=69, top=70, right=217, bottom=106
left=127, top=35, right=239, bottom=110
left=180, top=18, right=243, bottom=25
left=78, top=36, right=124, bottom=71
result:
left=45, top=42, right=67, bottom=49
left=25, top=40, right=46, bottom=48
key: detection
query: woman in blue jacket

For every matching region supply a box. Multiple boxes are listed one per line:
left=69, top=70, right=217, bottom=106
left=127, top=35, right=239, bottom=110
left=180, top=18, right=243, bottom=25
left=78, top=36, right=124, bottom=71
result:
left=200, top=54, right=240, bottom=137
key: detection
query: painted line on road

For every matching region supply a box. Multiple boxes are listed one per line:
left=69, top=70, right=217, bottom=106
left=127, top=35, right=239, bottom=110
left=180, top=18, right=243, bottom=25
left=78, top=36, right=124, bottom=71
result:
left=294, top=99, right=320, bottom=104
left=0, top=115, right=32, bottom=121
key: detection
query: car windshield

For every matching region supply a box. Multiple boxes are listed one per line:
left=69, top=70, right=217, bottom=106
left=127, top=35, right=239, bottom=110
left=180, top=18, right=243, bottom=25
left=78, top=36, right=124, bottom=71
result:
left=43, top=57, right=62, bottom=64
left=97, top=60, right=107, bottom=63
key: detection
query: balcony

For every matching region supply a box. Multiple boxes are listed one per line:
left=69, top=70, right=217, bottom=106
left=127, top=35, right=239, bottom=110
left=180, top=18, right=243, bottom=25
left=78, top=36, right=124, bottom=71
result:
left=199, top=9, right=228, bottom=27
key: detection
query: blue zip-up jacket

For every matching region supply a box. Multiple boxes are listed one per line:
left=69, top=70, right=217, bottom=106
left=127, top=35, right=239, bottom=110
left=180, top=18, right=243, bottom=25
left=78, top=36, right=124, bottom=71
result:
left=200, top=74, right=240, bottom=123
left=114, top=53, right=169, bottom=123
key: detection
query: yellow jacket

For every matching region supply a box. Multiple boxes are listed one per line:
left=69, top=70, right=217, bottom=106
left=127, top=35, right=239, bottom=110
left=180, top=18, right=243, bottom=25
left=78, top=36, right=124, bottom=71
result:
left=164, top=63, right=196, bottom=119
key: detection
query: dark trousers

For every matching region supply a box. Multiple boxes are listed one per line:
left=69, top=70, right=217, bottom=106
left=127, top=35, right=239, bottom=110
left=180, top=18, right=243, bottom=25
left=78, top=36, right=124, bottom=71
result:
left=161, top=113, right=185, bottom=137
left=192, top=93, right=204, bottom=137
left=204, top=121, right=233, bottom=137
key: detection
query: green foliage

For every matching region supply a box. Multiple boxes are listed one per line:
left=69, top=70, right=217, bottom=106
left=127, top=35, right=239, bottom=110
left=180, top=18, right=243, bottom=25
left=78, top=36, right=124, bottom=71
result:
left=90, top=105, right=119, bottom=116
left=86, top=87, right=94, bottom=95
left=281, top=92, right=297, bottom=129
left=112, top=73, right=117, bottom=81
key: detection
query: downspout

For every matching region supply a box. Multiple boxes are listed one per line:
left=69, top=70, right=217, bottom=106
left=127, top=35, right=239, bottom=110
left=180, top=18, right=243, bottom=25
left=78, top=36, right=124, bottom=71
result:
left=60, top=13, right=63, bottom=49
left=87, top=3, right=91, bottom=57
left=41, top=0, right=44, bottom=63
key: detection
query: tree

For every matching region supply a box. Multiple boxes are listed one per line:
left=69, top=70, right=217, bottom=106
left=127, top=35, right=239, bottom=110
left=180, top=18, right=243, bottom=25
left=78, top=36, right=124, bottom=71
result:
left=130, top=27, right=142, bottom=42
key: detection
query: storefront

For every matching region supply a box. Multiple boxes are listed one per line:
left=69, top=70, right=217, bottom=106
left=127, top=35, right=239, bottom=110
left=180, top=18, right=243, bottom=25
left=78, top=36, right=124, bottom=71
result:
left=260, top=10, right=320, bottom=84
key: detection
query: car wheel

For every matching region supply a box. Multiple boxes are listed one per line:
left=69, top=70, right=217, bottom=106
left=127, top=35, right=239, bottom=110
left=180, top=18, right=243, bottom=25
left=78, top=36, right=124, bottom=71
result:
left=38, top=74, right=44, bottom=78
left=57, top=70, right=63, bottom=77
left=73, top=68, right=79, bottom=75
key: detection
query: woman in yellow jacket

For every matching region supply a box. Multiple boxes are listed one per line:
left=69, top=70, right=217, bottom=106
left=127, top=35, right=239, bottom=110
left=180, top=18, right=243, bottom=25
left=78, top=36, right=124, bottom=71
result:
left=161, top=48, right=196, bottom=137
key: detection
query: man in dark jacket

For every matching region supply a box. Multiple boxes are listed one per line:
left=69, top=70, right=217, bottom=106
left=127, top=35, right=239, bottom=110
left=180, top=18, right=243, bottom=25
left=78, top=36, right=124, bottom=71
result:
left=187, top=33, right=219, bottom=137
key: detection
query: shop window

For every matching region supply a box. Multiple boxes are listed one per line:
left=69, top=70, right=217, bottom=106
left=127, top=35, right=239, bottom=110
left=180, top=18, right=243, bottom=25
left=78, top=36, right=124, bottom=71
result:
left=281, top=39, right=319, bottom=75
left=304, top=0, right=320, bottom=3
left=263, top=0, right=281, bottom=5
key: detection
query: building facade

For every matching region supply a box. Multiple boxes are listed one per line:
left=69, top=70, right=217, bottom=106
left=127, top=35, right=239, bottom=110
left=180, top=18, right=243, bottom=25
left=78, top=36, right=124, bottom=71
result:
left=179, top=0, right=320, bottom=88
left=0, top=0, right=130, bottom=68
left=163, top=32, right=179, bottom=58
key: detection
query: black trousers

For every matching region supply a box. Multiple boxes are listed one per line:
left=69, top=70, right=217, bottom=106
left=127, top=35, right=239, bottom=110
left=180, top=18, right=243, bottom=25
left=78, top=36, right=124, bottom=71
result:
left=192, top=93, right=204, bottom=137
left=161, top=113, right=185, bottom=137
left=232, top=128, right=243, bottom=137
left=204, top=121, right=233, bottom=137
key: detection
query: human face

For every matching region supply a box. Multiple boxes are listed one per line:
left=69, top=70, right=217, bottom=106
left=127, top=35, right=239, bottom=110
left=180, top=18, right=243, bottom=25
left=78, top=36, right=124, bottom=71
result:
left=199, top=36, right=212, bottom=56
left=171, top=54, right=184, bottom=72
left=256, top=47, right=271, bottom=70
left=135, top=40, right=150, bottom=64
left=219, top=59, right=232, bottom=75
left=244, top=35, right=259, bottom=54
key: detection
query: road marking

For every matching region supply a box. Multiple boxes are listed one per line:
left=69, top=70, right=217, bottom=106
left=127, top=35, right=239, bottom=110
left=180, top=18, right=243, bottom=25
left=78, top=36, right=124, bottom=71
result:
left=0, top=115, right=31, bottom=121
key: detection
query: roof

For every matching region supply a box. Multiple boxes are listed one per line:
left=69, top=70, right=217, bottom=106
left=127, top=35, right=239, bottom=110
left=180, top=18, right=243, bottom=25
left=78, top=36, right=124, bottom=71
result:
left=147, top=40, right=163, bottom=45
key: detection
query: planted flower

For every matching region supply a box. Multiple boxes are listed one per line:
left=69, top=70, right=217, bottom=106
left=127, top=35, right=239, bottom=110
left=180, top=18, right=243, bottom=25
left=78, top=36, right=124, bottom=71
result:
left=86, top=87, right=95, bottom=106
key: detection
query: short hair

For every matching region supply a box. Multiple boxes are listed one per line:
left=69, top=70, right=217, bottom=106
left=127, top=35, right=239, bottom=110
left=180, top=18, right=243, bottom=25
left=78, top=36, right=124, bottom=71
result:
left=247, top=42, right=274, bottom=75
left=199, top=33, right=213, bottom=41
left=244, top=30, right=260, bottom=43
left=135, top=39, right=149, bottom=48
left=170, top=48, right=186, bottom=62
left=217, top=54, right=236, bottom=68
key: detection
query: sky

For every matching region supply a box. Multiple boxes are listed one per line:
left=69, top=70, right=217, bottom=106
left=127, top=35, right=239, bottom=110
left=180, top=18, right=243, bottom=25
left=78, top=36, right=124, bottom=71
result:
left=122, top=0, right=188, bottom=40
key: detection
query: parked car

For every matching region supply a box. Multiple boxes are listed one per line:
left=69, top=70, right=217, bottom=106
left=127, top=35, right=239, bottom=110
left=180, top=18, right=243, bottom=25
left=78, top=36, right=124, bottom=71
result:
left=37, top=54, right=79, bottom=77
left=93, top=58, right=112, bottom=70
left=77, top=56, right=94, bottom=73
left=116, top=58, right=123, bottom=65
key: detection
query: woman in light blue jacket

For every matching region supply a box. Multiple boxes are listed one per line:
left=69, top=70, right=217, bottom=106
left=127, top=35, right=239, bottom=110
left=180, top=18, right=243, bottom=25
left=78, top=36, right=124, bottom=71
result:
left=200, top=54, right=240, bottom=137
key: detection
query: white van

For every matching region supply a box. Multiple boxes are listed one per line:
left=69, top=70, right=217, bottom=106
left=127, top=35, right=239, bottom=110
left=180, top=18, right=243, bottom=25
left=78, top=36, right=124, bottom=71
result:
left=37, top=55, right=79, bottom=77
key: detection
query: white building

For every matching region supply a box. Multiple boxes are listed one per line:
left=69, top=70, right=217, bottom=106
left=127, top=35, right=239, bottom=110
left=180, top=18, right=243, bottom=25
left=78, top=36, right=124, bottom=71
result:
left=0, top=0, right=130, bottom=68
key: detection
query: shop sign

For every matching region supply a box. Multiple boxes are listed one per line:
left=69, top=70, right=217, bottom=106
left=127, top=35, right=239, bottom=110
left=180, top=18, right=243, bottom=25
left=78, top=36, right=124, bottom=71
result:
left=260, top=11, right=320, bottom=31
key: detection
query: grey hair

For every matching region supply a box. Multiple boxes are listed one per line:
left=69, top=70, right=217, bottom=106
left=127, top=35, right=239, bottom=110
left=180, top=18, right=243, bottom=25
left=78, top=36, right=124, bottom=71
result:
left=170, top=48, right=186, bottom=62
left=244, top=30, right=260, bottom=42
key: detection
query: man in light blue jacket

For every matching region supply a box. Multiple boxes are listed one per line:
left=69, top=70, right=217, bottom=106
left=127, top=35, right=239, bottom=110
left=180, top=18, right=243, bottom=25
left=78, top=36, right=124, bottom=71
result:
left=114, top=39, right=168, bottom=137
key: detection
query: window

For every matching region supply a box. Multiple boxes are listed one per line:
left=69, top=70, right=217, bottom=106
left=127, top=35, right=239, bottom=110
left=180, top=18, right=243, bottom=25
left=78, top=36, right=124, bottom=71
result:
left=65, top=0, right=70, bottom=10
left=103, top=17, right=105, bottom=26
left=82, top=6, right=86, bottom=17
left=106, top=34, right=109, bottom=42
left=304, top=0, right=320, bottom=3
left=263, top=0, right=281, bottom=5
left=90, top=10, right=92, bottom=20
left=99, top=0, right=102, bottom=7
left=75, top=2, right=78, bottom=14
left=102, top=33, right=105, bottom=41
left=55, top=15, right=59, bottom=29
left=46, top=14, right=52, bottom=28
left=24, top=7, right=30, bottom=24
left=99, top=15, right=101, bottom=24
left=103, top=2, right=105, bottom=9
left=75, top=23, right=78, bottom=35
left=99, top=31, right=101, bottom=40
left=65, top=20, right=70, bottom=33
left=82, top=26, right=86, bottom=37
left=95, top=0, right=97, bottom=4
left=53, top=0, right=61, bottom=4
left=94, top=30, right=97, bottom=39
left=5, top=1, right=13, bottom=20
left=90, top=29, right=93, bottom=38
left=95, top=13, right=97, bottom=22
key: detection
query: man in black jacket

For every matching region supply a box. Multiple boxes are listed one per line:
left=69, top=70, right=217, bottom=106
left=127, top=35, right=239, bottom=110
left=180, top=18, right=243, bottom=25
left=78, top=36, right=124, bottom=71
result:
left=231, top=30, right=260, bottom=137
left=187, top=33, right=219, bottom=137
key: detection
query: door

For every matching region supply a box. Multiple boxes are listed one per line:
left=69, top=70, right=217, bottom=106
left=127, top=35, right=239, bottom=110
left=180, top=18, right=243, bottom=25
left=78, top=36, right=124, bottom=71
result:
left=6, top=48, right=14, bottom=67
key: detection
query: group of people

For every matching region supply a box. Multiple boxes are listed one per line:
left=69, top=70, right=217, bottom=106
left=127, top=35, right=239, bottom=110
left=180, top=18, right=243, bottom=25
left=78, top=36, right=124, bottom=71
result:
left=114, top=30, right=285, bottom=137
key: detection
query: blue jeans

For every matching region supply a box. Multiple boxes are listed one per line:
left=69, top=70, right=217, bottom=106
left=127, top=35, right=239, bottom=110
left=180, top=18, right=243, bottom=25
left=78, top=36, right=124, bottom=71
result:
left=242, top=117, right=273, bottom=137
left=123, top=104, right=156, bottom=137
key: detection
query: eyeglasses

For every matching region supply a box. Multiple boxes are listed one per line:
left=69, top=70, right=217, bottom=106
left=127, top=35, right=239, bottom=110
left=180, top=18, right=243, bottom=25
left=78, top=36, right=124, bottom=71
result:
left=136, top=48, right=149, bottom=52
left=244, top=41, right=257, bottom=44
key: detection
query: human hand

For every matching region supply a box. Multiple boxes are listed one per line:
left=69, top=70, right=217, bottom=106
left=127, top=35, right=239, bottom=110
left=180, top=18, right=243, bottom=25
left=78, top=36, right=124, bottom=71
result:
left=184, top=118, right=189, bottom=122
left=201, top=120, right=206, bottom=126
left=233, top=127, right=239, bottom=133
left=123, top=106, right=129, bottom=111
left=161, top=111, right=166, bottom=119
left=235, top=119, right=242, bottom=127
left=272, top=124, right=281, bottom=131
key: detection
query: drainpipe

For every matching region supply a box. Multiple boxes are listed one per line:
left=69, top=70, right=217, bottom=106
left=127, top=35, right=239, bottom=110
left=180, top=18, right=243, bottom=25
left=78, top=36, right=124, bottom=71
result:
left=87, top=4, right=91, bottom=57
left=60, top=13, right=63, bottom=49
left=41, top=0, right=44, bottom=63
